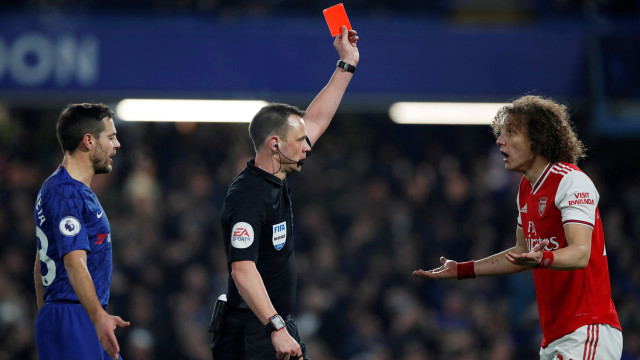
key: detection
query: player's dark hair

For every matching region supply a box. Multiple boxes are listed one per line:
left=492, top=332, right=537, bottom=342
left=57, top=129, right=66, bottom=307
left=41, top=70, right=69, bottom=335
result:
left=491, top=95, right=586, bottom=164
left=248, top=103, right=306, bottom=152
left=56, top=103, right=114, bottom=154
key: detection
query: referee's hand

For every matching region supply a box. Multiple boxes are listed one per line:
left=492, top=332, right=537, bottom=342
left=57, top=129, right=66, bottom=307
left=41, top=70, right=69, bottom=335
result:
left=280, top=355, right=303, bottom=360
left=271, top=327, right=301, bottom=360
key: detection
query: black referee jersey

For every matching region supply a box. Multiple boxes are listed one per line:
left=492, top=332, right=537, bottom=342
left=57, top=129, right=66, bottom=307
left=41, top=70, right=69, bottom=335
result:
left=220, top=159, right=297, bottom=316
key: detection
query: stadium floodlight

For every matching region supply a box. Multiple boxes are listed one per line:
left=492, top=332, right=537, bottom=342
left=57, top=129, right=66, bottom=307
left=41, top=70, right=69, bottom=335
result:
left=389, top=102, right=508, bottom=125
left=116, top=99, right=269, bottom=122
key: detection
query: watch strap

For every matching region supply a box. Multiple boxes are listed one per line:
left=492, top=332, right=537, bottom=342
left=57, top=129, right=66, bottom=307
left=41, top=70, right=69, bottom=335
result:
left=265, top=314, right=285, bottom=333
left=336, top=60, right=356, bottom=73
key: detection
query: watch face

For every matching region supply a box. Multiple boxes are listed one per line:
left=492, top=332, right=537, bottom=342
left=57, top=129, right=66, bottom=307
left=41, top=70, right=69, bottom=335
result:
left=271, top=315, right=286, bottom=329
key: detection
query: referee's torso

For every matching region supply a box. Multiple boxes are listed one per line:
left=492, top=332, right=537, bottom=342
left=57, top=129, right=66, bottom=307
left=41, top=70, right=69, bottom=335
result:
left=220, top=160, right=296, bottom=316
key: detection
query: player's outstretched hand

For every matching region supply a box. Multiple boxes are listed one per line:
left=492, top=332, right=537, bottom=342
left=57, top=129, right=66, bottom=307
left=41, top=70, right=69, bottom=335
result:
left=506, top=239, right=549, bottom=267
left=272, top=327, right=302, bottom=360
left=413, top=257, right=458, bottom=279
left=334, top=25, right=359, bottom=66
left=95, top=312, right=131, bottom=359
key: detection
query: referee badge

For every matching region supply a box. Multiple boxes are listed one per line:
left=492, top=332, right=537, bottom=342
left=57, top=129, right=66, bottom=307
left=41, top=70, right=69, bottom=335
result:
left=272, top=221, right=287, bottom=251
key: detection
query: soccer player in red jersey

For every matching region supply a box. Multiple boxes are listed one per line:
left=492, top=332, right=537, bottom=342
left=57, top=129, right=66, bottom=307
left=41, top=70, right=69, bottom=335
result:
left=413, top=95, right=622, bottom=360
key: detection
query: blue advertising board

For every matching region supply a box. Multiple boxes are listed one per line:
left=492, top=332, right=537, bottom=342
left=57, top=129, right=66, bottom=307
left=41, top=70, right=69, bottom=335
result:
left=0, top=13, right=588, bottom=103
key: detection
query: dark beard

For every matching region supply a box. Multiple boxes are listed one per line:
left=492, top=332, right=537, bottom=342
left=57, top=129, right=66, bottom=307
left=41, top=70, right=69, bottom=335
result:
left=94, top=162, right=111, bottom=174
left=93, top=160, right=111, bottom=174
left=91, top=146, right=112, bottom=174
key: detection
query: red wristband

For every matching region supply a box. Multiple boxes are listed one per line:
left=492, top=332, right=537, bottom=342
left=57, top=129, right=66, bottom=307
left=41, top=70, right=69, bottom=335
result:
left=456, top=261, right=476, bottom=280
left=534, top=251, right=554, bottom=269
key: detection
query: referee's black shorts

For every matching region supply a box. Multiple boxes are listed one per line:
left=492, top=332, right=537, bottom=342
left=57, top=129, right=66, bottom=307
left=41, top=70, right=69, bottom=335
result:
left=211, top=307, right=309, bottom=360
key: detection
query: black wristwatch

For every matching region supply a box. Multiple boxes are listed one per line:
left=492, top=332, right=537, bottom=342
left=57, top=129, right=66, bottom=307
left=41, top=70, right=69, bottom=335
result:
left=265, top=314, right=286, bottom=333
left=336, top=60, right=356, bottom=73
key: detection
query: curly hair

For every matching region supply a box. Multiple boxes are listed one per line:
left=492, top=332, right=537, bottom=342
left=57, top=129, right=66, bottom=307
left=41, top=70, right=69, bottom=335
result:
left=491, top=95, right=586, bottom=165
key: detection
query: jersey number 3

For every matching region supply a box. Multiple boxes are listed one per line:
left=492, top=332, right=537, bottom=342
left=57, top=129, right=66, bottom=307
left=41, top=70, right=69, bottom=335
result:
left=36, top=226, right=56, bottom=286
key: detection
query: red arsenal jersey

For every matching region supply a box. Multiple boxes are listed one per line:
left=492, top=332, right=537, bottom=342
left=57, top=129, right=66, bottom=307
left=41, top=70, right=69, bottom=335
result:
left=517, top=162, right=621, bottom=347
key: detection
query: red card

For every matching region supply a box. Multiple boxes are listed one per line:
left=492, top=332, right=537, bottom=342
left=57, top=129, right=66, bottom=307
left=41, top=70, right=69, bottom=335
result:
left=323, top=3, right=352, bottom=37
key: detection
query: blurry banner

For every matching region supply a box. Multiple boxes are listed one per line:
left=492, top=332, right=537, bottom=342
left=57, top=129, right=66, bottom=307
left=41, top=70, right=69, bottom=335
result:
left=0, top=32, right=99, bottom=87
left=0, top=13, right=587, bottom=101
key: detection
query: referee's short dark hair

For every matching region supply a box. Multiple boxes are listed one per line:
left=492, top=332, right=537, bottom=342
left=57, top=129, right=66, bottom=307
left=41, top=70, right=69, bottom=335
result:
left=56, top=103, right=114, bottom=154
left=249, top=103, right=305, bottom=152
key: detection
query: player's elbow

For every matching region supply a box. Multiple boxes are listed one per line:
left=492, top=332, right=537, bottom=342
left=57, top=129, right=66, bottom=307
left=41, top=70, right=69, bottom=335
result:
left=573, top=247, right=591, bottom=269
left=575, top=258, right=589, bottom=269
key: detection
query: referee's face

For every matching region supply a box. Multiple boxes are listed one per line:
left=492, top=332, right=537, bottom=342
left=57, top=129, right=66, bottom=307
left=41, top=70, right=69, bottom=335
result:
left=281, top=115, right=311, bottom=173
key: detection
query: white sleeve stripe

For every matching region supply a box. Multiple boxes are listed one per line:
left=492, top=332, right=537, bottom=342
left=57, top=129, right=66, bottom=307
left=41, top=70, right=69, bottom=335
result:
left=555, top=163, right=573, bottom=172
left=563, top=220, right=595, bottom=229
left=551, top=163, right=572, bottom=175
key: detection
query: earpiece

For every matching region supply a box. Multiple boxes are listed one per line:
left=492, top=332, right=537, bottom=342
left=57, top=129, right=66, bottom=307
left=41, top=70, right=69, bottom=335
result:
left=272, top=138, right=304, bottom=169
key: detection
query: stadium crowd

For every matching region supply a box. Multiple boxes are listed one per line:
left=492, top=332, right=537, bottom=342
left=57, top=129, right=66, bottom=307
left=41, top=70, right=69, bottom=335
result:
left=0, top=105, right=639, bottom=359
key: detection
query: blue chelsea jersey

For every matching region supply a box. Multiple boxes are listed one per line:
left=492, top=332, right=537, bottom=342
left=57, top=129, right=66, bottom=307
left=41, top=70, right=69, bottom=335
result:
left=34, top=166, right=113, bottom=306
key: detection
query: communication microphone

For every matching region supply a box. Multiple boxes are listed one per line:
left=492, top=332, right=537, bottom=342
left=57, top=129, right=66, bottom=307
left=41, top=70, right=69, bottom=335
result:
left=274, top=141, right=306, bottom=167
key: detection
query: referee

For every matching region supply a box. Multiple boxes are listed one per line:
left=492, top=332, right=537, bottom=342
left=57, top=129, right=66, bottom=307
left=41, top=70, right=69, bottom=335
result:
left=212, top=26, right=359, bottom=360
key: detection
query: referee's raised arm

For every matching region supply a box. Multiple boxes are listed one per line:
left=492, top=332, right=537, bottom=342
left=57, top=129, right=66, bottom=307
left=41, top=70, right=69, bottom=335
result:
left=304, top=25, right=359, bottom=147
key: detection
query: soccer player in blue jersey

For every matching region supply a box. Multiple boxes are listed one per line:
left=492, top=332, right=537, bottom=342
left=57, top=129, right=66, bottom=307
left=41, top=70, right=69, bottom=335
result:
left=34, top=103, right=130, bottom=360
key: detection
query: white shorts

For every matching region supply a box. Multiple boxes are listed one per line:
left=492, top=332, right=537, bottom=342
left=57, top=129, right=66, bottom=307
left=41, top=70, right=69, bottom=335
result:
left=540, top=324, right=622, bottom=360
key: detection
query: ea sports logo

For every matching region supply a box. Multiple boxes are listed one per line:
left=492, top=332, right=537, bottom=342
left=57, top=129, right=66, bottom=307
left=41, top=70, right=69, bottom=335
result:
left=231, top=222, right=254, bottom=249
left=234, top=228, right=250, bottom=237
